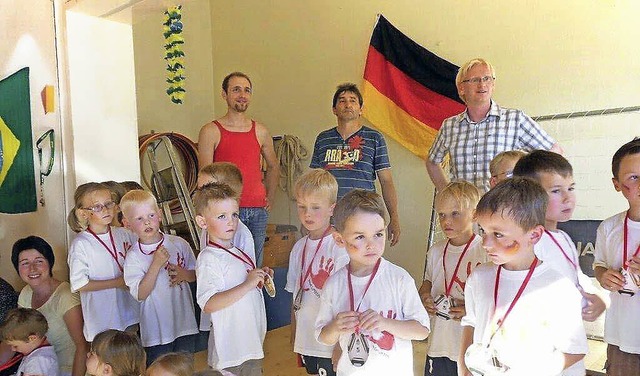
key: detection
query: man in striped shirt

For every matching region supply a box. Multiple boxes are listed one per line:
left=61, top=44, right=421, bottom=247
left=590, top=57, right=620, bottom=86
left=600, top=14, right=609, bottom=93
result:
left=311, top=83, right=401, bottom=246
left=426, top=58, right=562, bottom=193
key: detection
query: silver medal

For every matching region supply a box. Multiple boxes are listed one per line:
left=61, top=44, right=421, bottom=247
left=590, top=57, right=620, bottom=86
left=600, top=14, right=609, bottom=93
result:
left=293, top=289, right=303, bottom=311
left=347, top=332, right=369, bottom=367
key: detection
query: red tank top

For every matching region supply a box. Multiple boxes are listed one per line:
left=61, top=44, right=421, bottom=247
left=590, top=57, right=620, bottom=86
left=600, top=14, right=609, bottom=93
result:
left=212, top=120, right=267, bottom=207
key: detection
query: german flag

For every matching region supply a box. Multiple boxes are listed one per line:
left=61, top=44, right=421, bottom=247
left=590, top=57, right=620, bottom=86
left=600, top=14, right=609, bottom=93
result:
left=362, top=15, right=466, bottom=160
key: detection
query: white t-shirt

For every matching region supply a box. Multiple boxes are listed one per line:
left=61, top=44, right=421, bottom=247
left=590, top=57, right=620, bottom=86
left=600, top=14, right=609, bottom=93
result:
left=196, top=244, right=266, bottom=370
left=198, top=221, right=254, bottom=331
left=536, top=229, right=595, bottom=293
left=16, top=345, right=60, bottom=376
left=123, top=233, right=199, bottom=347
left=462, top=262, right=588, bottom=376
left=67, top=227, right=140, bottom=341
left=424, top=236, right=486, bottom=361
left=285, top=233, right=349, bottom=358
left=315, top=258, right=430, bottom=376
left=593, top=211, right=640, bottom=354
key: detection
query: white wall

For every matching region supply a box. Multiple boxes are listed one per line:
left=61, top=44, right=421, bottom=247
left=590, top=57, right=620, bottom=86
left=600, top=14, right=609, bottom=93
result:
left=66, top=11, right=140, bottom=185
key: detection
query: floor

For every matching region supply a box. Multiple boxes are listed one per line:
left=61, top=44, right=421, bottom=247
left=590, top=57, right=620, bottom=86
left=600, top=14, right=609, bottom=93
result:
left=194, top=326, right=607, bottom=375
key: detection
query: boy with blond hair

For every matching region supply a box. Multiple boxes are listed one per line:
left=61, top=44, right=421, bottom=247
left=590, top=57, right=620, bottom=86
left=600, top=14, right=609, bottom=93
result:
left=315, top=190, right=430, bottom=375
left=194, top=183, right=272, bottom=375
left=121, top=189, right=198, bottom=364
left=286, top=169, right=349, bottom=376
left=489, top=150, right=526, bottom=188
left=459, top=178, right=587, bottom=376
left=0, top=308, right=60, bottom=376
left=594, top=138, right=640, bottom=376
left=419, top=181, right=486, bottom=376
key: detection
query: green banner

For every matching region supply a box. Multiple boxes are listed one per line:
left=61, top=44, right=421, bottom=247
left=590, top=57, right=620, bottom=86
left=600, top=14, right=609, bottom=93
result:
left=0, top=67, right=36, bottom=213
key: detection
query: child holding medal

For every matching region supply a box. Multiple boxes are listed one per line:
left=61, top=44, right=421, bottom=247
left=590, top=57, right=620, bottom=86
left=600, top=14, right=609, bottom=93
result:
left=419, top=181, right=485, bottom=376
left=594, top=138, right=640, bottom=376
left=315, top=189, right=430, bottom=375
left=193, top=183, right=272, bottom=376
left=67, top=182, right=140, bottom=342
left=121, top=190, right=198, bottom=364
left=285, top=169, right=349, bottom=376
left=459, top=178, right=587, bottom=376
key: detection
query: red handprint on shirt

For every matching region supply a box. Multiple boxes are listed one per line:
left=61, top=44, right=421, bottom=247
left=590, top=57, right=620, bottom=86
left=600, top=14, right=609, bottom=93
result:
left=310, top=256, right=335, bottom=289
left=366, top=310, right=396, bottom=351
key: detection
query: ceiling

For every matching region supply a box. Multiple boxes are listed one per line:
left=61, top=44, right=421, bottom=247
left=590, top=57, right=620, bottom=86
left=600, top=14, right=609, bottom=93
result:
left=64, top=0, right=196, bottom=24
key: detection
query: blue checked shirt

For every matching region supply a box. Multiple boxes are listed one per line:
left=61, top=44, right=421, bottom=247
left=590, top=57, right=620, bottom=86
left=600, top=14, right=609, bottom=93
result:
left=428, top=101, right=555, bottom=192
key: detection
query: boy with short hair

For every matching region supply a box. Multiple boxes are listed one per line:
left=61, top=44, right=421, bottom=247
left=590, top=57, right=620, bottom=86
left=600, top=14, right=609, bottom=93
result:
left=0, top=307, right=60, bottom=376
left=593, top=138, right=640, bottom=376
left=419, top=181, right=486, bottom=376
left=193, top=183, right=272, bottom=376
left=459, top=178, right=587, bottom=376
left=513, top=150, right=606, bottom=324
left=285, top=169, right=349, bottom=376
left=121, top=190, right=198, bottom=364
left=315, top=189, right=430, bottom=375
left=489, top=150, right=526, bottom=188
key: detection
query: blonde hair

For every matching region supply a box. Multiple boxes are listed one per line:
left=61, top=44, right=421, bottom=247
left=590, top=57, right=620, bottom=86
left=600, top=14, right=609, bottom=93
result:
left=198, top=162, right=243, bottom=195
left=294, top=169, right=338, bottom=204
left=120, top=190, right=158, bottom=219
left=333, top=189, right=387, bottom=232
left=435, top=181, right=480, bottom=211
left=192, top=182, right=238, bottom=216
left=0, top=308, right=48, bottom=341
left=91, top=329, right=146, bottom=376
left=489, top=150, right=527, bottom=176
left=146, top=353, right=193, bottom=376
left=67, top=182, right=114, bottom=233
left=455, top=58, right=496, bottom=88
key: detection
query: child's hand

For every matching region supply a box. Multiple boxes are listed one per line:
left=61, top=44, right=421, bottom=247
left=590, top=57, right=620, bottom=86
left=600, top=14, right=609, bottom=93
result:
left=245, top=268, right=268, bottom=288
left=261, top=266, right=274, bottom=279
left=628, top=256, right=640, bottom=275
left=580, top=290, right=606, bottom=322
left=358, top=309, right=388, bottom=333
left=420, top=293, right=436, bottom=315
left=329, top=311, right=359, bottom=336
left=151, top=246, right=170, bottom=269
left=167, top=263, right=188, bottom=286
left=599, top=267, right=625, bottom=291
left=449, top=298, right=466, bottom=320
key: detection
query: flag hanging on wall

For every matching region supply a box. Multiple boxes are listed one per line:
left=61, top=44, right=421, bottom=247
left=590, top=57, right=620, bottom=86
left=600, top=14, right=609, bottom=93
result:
left=0, top=67, right=37, bottom=213
left=362, top=15, right=466, bottom=160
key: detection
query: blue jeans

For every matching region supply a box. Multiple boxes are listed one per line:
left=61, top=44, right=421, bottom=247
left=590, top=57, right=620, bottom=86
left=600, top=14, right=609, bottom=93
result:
left=240, top=207, right=268, bottom=267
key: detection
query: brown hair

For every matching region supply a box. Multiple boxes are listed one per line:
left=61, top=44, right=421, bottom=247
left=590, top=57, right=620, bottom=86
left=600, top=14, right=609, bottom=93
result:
left=120, top=190, right=158, bottom=220
left=512, top=150, right=572, bottom=180
left=333, top=189, right=387, bottom=232
left=192, top=182, right=238, bottom=216
left=222, top=72, right=252, bottom=93
left=67, top=182, right=114, bottom=232
left=91, top=329, right=146, bottom=376
left=332, top=83, right=363, bottom=107
left=198, top=162, right=243, bottom=195
left=294, top=169, right=338, bottom=204
left=146, top=353, right=193, bottom=376
left=612, top=137, right=640, bottom=179
left=0, top=308, right=48, bottom=341
left=435, top=180, right=480, bottom=211
left=476, top=177, right=547, bottom=231
left=489, top=150, right=527, bottom=176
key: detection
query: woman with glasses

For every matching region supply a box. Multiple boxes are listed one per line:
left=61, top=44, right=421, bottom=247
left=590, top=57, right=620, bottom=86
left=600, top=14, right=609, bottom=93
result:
left=11, top=236, right=89, bottom=376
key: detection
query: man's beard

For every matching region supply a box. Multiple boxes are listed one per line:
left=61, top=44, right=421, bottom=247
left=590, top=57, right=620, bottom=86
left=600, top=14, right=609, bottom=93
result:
left=234, top=103, right=248, bottom=112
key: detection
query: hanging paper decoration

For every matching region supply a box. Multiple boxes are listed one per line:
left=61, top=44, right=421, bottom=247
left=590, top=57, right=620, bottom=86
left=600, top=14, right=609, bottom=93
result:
left=163, top=5, right=186, bottom=104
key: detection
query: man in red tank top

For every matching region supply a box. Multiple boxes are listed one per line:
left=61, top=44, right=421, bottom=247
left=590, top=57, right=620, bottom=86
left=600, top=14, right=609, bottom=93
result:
left=197, top=72, right=280, bottom=267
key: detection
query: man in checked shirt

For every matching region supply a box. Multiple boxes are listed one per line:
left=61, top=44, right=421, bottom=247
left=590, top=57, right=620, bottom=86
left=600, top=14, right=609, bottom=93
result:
left=425, top=58, right=562, bottom=193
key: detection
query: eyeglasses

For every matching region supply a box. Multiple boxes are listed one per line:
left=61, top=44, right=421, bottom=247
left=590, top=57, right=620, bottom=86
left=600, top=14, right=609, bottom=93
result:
left=81, top=201, right=116, bottom=213
left=491, top=170, right=513, bottom=179
left=462, top=76, right=495, bottom=84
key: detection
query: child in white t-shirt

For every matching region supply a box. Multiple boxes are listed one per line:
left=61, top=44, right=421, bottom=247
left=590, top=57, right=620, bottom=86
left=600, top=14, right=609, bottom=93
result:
left=120, top=190, right=198, bottom=365
left=0, top=308, right=59, bottom=376
left=593, top=138, right=640, bottom=376
left=315, top=189, right=430, bottom=376
left=285, top=169, right=349, bottom=376
left=460, top=177, right=588, bottom=376
left=419, top=181, right=486, bottom=376
left=193, top=183, right=273, bottom=376
left=67, top=182, right=140, bottom=342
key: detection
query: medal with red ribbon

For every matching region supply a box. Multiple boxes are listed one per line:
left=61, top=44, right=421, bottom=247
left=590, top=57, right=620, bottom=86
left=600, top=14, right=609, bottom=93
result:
left=87, top=227, right=124, bottom=272
left=293, top=226, right=332, bottom=311
left=442, top=234, right=476, bottom=296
